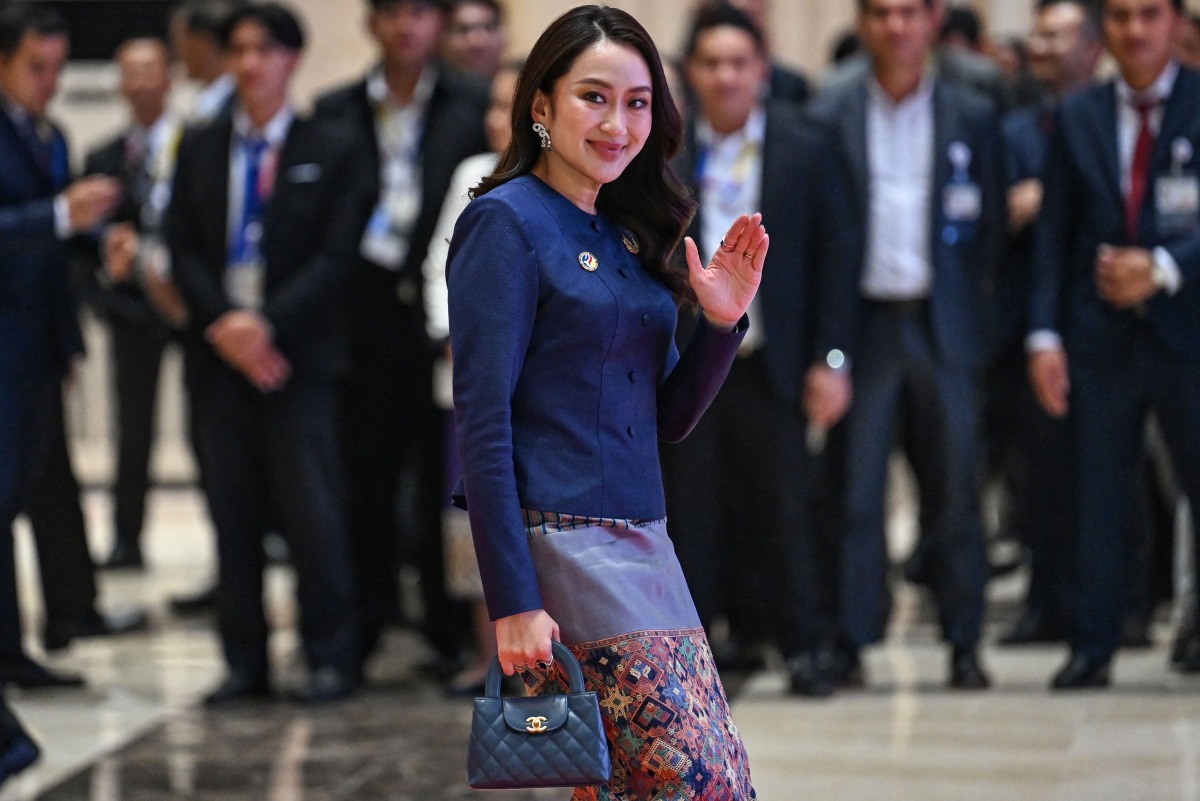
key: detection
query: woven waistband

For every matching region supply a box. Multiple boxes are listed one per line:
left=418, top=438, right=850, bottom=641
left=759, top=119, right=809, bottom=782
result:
left=521, top=509, right=663, bottom=537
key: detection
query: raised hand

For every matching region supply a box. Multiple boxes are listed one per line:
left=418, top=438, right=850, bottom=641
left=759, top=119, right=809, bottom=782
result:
left=684, top=212, right=768, bottom=331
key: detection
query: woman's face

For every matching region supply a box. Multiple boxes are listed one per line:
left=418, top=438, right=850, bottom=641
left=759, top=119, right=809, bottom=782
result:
left=531, top=39, right=653, bottom=201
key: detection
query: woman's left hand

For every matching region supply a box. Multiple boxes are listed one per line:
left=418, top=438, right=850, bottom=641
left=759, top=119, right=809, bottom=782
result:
left=684, top=212, right=768, bottom=331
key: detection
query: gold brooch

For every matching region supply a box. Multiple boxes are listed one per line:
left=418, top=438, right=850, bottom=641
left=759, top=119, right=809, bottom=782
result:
left=578, top=251, right=599, bottom=272
left=622, top=233, right=640, bottom=255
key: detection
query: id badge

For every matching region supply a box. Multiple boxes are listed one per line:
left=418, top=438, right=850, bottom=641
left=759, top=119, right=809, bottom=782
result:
left=1155, top=173, right=1200, bottom=237
left=359, top=203, right=405, bottom=270
left=224, top=261, right=265, bottom=309
left=943, top=182, right=982, bottom=222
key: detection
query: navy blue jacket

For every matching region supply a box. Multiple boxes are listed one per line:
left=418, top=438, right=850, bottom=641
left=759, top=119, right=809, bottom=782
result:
left=0, top=110, right=81, bottom=380
left=808, top=78, right=1006, bottom=371
left=447, top=175, right=747, bottom=619
left=1030, top=67, right=1200, bottom=364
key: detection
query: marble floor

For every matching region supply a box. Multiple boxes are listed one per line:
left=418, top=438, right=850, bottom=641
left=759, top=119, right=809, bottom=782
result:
left=3, top=487, right=1200, bottom=801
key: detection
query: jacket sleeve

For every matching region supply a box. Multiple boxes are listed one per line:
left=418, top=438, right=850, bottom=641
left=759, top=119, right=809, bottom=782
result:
left=0, top=198, right=56, bottom=252
left=657, top=311, right=748, bottom=443
left=447, top=195, right=543, bottom=621
left=811, top=129, right=863, bottom=364
left=166, top=130, right=234, bottom=331
left=1028, top=109, right=1074, bottom=336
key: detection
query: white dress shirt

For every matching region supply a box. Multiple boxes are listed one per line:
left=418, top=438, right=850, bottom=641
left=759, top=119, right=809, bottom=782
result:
left=697, top=107, right=766, bottom=352
left=193, top=73, right=235, bottom=122
left=360, top=66, right=437, bottom=273
left=861, top=76, right=935, bottom=301
left=226, top=105, right=294, bottom=256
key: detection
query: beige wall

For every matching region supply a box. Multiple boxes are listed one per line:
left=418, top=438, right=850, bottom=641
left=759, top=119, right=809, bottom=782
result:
left=286, top=0, right=1032, bottom=98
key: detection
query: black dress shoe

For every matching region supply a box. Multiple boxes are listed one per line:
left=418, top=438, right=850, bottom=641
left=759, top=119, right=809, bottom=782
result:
left=711, top=637, right=768, bottom=673
left=170, top=584, right=217, bottom=616
left=1121, top=615, right=1153, bottom=649
left=0, top=655, right=84, bottom=689
left=43, top=607, right=150, bottom=652
left=0, top=700, right=40, bottom=784
left=203, top=672, right=271, bottom=706
left=1050, top=653, right=1111, bottom=690
left=828, top=646, right=865, bottom=689
left=997, top=611, right=1064, bottom=646
left=785, top=653, right=834, bottom=698
left=97, top=539, right=144, bottom=571
left=949, top=647, right=991, bottom=690
left=1172, top=632, right=1200, bottom=673
left=294, top=667, right=356, bottom=704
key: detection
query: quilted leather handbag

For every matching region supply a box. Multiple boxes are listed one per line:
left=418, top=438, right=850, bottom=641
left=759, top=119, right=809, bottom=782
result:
left=467, top=640, right=612, bottom=789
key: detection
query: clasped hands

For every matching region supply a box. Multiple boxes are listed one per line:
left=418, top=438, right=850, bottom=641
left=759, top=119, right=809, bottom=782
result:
left=206, top=310, right=291, bottom=393
left=683, top=212, right=768, bottom=332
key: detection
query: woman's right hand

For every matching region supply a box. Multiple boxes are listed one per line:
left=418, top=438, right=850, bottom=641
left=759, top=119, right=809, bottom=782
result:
left=495, top=609, right=560, bottom=676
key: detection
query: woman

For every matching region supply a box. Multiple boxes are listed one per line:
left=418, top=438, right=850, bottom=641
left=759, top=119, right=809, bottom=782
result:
left=448, top=6, right=766, bottom=799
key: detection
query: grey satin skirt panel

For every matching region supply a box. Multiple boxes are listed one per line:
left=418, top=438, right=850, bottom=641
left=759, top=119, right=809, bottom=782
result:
left=522, top=512, right=702, bottom=646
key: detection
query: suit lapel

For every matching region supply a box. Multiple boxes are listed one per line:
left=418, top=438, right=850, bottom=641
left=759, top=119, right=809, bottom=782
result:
left=680, top=121, right=701, bottom=242
left=931, top=80, right=953, bottom=239
left=845, top=82, right=870, bottom=217
left=203, top=118, right=233, bottom=258
left=0, top=109, right=53, bottom=193
left=1085, top=83, right=1123, bottom=213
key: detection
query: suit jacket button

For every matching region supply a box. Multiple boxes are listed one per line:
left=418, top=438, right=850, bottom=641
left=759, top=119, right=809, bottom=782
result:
left=642, top=314, right=650, bottom=326
left=627, top=371, right=636, bottom=383
left=618, top=267, right=630, bottom=278
left=627, top=426, right=635, bottom=437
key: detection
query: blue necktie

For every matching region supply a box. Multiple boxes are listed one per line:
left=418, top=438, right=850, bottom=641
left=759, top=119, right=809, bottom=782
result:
left=230, top=137, right=268, bottom=266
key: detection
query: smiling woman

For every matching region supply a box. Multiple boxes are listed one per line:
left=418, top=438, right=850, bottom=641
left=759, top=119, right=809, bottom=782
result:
left=447, top=5, right=765, bottom=799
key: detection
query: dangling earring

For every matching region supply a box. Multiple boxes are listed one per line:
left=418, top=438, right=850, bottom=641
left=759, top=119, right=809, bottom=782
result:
left=532, top=122, right=552, bottom=151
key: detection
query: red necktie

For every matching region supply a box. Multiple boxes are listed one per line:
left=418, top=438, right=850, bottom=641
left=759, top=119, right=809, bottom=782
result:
left=1126, top=100, right=1155, bottom=241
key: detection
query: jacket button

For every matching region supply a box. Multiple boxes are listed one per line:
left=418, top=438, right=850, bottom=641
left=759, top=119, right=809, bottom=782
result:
left=618, top=267, right=630, bottom=278
left=627, top=426, right=635, bottom=437
left=591, top=221, right=601, bottom=232
left=628, top=371, right=636, bottom=383
left=642, top=314, right=650, bottom=326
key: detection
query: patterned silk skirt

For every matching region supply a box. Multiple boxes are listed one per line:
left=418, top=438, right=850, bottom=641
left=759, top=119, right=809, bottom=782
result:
left=520, top=511, right=756, bottom=801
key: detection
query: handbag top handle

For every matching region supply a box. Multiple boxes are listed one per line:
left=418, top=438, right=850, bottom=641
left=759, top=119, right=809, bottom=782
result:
left=483, top=641, right=585, bottom=697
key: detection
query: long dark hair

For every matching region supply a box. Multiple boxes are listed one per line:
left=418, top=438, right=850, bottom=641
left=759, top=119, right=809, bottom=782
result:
left=474, top=5, right=697, bottom=306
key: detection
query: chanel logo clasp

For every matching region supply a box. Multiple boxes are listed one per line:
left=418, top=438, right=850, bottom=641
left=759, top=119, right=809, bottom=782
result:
left=525, top=716, right=549, bottom=734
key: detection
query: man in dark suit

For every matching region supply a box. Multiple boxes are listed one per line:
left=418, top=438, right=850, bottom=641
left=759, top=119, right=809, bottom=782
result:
left=312, top=0, right=487, bottom=676
left=809, top=0, right=1004, bottom=690
left=1029, top=0, right=1200, bottom=688
left=0, top=1, right=121, bottom=688
left=721, top=0, right=810, bottom=104
left=83, top=38, right=187, bottom=571
left=661, top=3, right=858, bottom=696
left=167, top=2, right=370, bottom=704
left=987, top=0, right=1102, bottom=646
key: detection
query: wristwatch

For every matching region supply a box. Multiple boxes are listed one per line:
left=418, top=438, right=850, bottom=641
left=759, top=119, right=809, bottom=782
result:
left=824, top=349, right=850, bottom=372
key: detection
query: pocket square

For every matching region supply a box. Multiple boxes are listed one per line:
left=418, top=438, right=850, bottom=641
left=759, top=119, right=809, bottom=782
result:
left=287, top=163, right=321, bottom=183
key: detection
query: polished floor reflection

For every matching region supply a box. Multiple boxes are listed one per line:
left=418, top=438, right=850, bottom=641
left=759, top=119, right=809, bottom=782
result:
left=3, top=487, right=1200, bottom=800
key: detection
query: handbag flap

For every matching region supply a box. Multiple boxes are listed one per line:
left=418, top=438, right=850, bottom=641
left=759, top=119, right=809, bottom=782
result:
left=501, top=695, right=570, bottom=734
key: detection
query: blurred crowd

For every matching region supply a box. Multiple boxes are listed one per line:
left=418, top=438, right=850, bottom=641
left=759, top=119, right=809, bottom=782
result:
left=2, top=0, right=1200, bottom=781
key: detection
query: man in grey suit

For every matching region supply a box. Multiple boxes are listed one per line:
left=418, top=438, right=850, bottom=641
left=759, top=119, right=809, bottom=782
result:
left=808, top=0, right=1005, bottom=690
